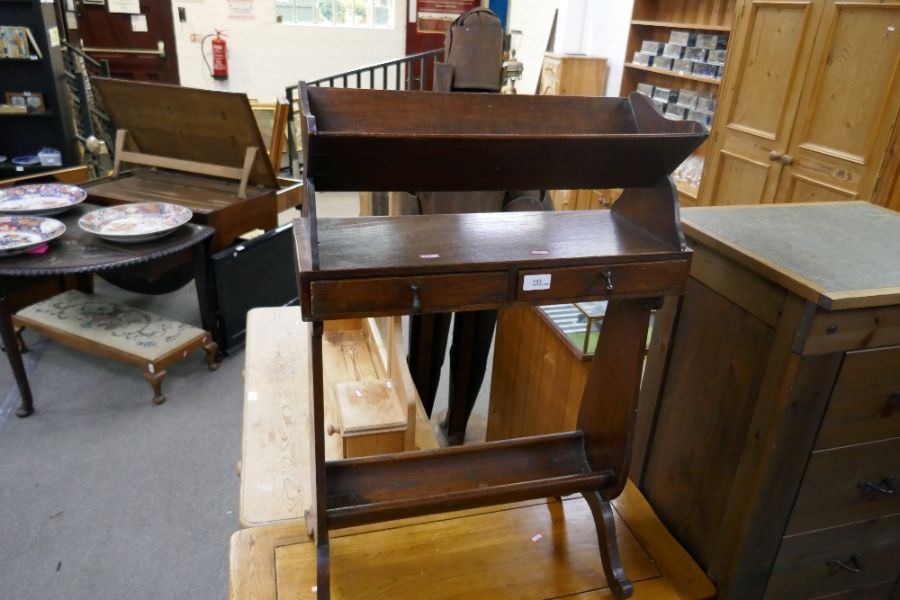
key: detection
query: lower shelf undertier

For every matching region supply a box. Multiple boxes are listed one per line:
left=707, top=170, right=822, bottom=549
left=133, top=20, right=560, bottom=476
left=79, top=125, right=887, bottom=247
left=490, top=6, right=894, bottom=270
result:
left=325, top=431, right=614, bottom=529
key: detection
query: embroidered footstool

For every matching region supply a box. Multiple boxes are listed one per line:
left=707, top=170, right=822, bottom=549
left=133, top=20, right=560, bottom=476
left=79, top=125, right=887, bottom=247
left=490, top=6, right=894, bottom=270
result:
left=13, top=290, right=219, bottom=405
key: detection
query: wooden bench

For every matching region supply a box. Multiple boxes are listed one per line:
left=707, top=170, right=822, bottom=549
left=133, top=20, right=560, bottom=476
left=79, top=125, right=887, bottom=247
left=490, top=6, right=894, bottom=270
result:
left=14, top=290, right=218, bottom=405
left=239, top=307, right=438, bottom=529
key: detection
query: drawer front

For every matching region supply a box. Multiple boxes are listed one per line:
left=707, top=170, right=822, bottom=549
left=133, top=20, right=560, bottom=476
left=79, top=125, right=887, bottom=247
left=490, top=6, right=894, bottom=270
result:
left=808, top=579, right=898, bottom=600
left=786, top=437, right=900, bottom=534
left=516, top=260, right=689, bottom=304
left=309, top=272, right=508, bottom=319
left=817, top=346, right=900, bottom=450
left=765, top=513, right=900, bottom=599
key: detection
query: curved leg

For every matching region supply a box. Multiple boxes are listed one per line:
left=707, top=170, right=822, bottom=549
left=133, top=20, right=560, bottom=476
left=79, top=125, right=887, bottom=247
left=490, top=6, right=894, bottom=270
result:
left=13, top=327, right=28, bottom=353
left=204, top=341, right=220, bottom=371
left=0, top=298, right=34, bottom=417
left=144, top=369, right=167, bottom=405
left=584, top=490, right=633, bottom=599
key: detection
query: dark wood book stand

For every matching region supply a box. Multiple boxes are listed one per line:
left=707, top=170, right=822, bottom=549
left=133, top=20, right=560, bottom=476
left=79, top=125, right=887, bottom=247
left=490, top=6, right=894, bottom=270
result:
left=293, top=84, right=707, bottom=598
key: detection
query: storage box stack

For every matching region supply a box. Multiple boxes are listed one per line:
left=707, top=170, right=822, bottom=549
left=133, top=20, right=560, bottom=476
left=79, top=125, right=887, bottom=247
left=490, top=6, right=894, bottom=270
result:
left=632, top=30, right=727, bottom=80
left=636, top=83, right=716, bottom=127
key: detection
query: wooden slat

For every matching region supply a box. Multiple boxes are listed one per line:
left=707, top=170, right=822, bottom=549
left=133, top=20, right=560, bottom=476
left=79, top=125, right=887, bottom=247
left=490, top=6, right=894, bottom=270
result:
left=325, top=432, right=612, bottom=528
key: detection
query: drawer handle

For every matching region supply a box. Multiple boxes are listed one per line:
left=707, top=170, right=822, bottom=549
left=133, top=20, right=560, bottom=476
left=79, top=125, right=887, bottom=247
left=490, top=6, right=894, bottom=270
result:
left=827, top=554, right=862, bottom=574
left=858, top=476, right=896, bottom=497
left=410, top=283, right=421, bottom=314
left=600, top=269, right=614, bottom=293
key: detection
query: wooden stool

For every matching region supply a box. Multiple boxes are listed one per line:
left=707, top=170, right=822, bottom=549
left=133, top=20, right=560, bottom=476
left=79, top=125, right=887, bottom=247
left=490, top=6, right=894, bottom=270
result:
left=14, top=290, right=219, bottom=405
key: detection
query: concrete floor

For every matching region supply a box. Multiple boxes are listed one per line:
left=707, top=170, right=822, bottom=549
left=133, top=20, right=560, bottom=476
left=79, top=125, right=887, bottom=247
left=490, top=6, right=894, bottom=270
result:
left=0, top=192, right=492, bottom=599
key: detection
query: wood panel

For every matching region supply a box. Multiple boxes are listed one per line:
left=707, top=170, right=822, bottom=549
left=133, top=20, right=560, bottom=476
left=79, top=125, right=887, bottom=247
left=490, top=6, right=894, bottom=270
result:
left=642, top=277, right=776, bottom=564
left=775, top=0, right=900, bottom=204
left=91, top=78, right=277, bottom=189
left=487, top=305, right=589, bottom=441
left=540, top=54, right=608, bottom=97
left=700, top=0, right=823, bottom=205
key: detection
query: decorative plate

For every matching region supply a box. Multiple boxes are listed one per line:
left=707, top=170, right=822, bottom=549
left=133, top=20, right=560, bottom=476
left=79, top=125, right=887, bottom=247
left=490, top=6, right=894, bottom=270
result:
left=0, top=183, right=87, bottom=216
left=0, top=215, right=66, bottom=256
left=78, top=202, right=193, bottom=243
left=12, top=155, right=40, bottom=166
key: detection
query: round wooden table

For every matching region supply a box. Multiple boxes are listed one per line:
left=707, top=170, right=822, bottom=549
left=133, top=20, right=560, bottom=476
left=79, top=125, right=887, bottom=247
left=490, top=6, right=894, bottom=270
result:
left=0, top=203, right=216, bottom=417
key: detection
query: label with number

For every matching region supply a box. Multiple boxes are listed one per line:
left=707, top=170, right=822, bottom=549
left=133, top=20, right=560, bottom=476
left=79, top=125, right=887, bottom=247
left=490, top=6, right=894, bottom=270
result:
left=523, top=274, right=552, bottom=291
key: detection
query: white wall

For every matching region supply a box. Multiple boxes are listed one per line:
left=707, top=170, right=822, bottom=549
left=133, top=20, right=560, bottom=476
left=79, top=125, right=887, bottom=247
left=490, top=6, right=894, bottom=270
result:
left=171, top=0, right=406, bottom=102
left=508, top=0, right=633, bottom=96
left=170, top=0, right=632, bottom=101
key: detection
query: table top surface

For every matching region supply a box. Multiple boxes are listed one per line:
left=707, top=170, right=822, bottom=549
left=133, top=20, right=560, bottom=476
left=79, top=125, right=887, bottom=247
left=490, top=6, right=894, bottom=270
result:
left=229, top=483, right=716, bottom=600
left=683, top=202, right=900, bottom=310
left=0, top=203, right=213, bottom=277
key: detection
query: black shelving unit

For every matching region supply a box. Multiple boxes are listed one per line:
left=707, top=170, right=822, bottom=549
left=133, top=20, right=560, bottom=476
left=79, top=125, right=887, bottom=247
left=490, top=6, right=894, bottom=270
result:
left=0, top=0, right=78, bottom=176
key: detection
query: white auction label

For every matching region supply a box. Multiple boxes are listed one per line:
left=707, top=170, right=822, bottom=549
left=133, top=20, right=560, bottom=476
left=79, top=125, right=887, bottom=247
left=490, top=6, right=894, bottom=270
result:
left=523, top=274, right=552, bottom=291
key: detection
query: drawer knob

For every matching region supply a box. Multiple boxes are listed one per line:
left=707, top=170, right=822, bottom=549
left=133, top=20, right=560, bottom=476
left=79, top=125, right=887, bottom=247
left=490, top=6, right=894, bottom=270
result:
left=827, top=554, right=862, bottom=574
left=600, top=269, right=614, bottom=293
left=858, top=476, right=896, bottom=497
left=410, top=283, right=421, bottom=314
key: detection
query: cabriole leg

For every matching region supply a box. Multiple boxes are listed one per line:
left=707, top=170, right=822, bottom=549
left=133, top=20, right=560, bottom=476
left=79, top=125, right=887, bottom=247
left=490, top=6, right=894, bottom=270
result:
left=584, top=490, right=633, bottom=599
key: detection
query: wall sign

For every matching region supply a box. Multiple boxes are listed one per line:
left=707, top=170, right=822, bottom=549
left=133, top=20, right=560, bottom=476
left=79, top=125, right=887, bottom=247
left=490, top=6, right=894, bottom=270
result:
left=416, top=0, right=480, bottom=33
left=108, top=0, right=140, bottom=14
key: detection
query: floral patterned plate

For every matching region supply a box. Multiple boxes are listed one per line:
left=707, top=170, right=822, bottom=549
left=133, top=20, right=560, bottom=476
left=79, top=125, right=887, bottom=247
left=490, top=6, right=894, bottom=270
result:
left=78, top=202, right=193, bottom=243
left=0, top=215, right=66, bottom=256
left=0, top=183, right=87, bottom=216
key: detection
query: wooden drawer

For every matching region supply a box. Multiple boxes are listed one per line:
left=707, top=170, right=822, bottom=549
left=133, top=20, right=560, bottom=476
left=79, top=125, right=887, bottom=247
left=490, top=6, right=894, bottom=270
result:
left=809, top=579, right=898, bottom=599
left=308, top=272, right=508, bottom=319
left=516, top=260, right=689, bottom=304
left=765, top=513, right=900, bottom=599
left=817, top=346, right=900, bottom=450
left=786, top=437, right=900, bottom=534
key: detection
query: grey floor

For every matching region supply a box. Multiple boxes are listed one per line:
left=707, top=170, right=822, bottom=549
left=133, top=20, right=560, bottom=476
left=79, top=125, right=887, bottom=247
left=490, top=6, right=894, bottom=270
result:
left=0, top=193, right=491, bottom=600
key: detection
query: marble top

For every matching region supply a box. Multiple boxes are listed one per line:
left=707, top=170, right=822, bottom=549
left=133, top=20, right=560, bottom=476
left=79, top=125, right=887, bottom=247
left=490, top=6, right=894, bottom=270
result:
left=682, top=202, right=900, bottom=310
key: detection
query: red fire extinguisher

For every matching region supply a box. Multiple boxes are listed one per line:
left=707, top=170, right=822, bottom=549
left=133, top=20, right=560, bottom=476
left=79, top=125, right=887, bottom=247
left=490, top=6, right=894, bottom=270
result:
left=202, top=30, right=228, bottom=80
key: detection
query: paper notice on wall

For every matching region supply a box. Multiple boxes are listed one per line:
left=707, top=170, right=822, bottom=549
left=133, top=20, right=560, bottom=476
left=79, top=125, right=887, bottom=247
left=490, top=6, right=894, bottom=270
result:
left=66, top=11, right=78, bottom=29
left=228, top=0, right=255, bottom=20
left=108, top=0, right=140, bottom=14
left=131, top=14, right=148, bottom=32
left=48, top=26, right=60, bottom=48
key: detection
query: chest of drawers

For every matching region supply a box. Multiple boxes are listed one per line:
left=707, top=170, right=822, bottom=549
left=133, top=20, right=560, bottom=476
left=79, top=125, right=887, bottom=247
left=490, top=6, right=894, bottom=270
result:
left=638, top=202, right=900, bottom=599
